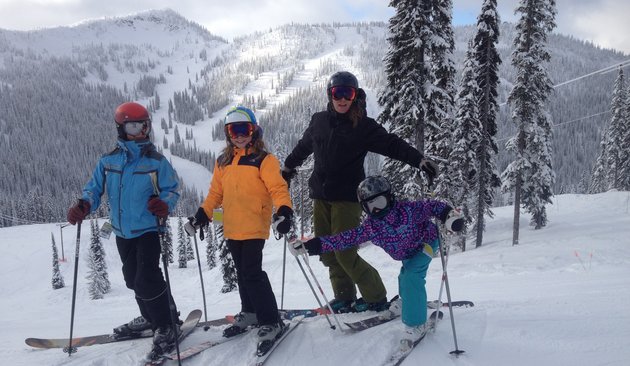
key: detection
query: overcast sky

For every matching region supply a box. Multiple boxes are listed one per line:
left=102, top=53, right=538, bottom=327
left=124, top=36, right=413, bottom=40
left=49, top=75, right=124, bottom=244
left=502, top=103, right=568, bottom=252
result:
left=0, top=0, right=628, bottom=54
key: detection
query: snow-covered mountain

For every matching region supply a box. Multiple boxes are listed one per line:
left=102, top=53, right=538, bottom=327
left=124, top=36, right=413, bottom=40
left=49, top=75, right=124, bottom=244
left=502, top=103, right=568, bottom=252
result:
left=2, top=191, right=629, bottom=365
left=0, top=8, right=628, bottom=222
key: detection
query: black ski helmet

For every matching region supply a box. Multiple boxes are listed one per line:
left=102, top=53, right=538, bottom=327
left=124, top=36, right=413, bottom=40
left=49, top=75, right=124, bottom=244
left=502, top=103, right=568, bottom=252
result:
left=326, top=71, right=359, bottom=100
left=357, top=176, right=395, bottom=218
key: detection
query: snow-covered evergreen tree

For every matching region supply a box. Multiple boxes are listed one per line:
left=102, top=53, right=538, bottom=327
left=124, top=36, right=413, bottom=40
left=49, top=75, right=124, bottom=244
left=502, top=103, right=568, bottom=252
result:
left=427, top=0, right=457, bottom=201
left=176, top=217, right=188, bottom=268
left=448, top=41, right=482, bottom=251
left=162, top=219, right=174, bottom=264
left=86, top=220, right=110, bottom=299
left=604, top=68, right=628, bottom=190
left=185, top=228, right=195, bottom=261
left=378, top=0, right=434, bottom=199
left=51, top=233, right=64, bottom=290
left=589, top=130, right=610, bottom=193
left=206, top=226, right=217, bottom=269
left=471, top=0, right=502, bottom=247
left=216, top=225, right=237, bottom=293
left=502, top=0, right=557, bottom=240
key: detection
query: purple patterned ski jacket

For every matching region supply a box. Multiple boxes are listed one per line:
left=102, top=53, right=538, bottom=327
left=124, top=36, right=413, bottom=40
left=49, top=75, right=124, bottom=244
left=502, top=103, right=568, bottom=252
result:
left=319, top=200, right=452, bottom=261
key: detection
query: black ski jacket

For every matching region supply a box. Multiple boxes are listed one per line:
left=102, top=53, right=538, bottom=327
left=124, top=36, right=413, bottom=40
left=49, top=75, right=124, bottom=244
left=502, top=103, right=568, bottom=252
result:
left=284, top=110, right=424, bottom=202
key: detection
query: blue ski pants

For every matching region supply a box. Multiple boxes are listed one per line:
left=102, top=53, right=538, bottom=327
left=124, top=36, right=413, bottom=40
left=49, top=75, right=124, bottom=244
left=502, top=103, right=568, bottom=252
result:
left=398, top=239, right=439, bottom=327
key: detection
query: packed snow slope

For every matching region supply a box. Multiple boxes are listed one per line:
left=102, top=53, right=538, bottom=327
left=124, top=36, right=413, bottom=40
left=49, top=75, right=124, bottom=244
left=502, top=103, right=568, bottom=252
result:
left=1, top=191, right=629, bottom=366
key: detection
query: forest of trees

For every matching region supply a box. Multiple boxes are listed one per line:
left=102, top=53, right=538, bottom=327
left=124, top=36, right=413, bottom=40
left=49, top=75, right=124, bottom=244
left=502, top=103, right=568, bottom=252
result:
left=1, top=9, right=628, bottom=233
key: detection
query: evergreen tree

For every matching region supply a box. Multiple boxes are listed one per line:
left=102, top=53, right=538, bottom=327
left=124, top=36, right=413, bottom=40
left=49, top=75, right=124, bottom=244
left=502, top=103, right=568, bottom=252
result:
left=177, top=217, right=188, bottom=268
left=378, top=0, right=434, bottom=199
left=502, top=0, right=557, bottom=241
left=86, top=220, right=110, bottom=299
left=51, top=233, right=64, bottom=290
left=472, top=0, right=502, bottom=247
left=448, top=41, right=482, bottom=251
left=206, top=226, right=217, bottom=269
left=604, top=68, right=628, bottom=190
left=216, top=225, right=237, bottom=293
left=186, top=229, right=195, bottom=261
left=162, top=219, right=174, bottom=264
left=428, top=0, right=457, bottom=201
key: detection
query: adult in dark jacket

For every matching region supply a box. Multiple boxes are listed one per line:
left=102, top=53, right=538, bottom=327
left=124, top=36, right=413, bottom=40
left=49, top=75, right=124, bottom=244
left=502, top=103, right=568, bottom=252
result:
left=282, top=71, right=437, bottom=312
left=66, top=102, right=182, bottom=357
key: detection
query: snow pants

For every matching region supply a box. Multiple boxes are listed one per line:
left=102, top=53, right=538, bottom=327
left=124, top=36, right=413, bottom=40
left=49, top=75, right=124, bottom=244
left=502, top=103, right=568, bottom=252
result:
left=116, top=231, right=178, bottom=328
left=227, top=239, right=280, bottom=326
left=398, top=239, right=439, bottom=327
left=313, top=199, right=387, bottom=303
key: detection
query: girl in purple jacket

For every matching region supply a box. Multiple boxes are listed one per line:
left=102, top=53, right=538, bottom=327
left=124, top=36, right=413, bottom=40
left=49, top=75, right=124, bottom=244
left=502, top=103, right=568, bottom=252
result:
left=290, top=176, right=463, bottom=347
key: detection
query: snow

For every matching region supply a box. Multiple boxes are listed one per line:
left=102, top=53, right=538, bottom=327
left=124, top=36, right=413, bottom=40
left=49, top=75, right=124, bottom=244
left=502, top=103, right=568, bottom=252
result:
left=2, top=191, right=629, bottom=365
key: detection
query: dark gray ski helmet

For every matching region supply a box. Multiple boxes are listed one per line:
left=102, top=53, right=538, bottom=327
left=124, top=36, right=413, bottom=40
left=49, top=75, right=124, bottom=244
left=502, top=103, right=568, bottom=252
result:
left=357, top=176, right=394, bottom=218
left=327, top=71, right=359, bottom=99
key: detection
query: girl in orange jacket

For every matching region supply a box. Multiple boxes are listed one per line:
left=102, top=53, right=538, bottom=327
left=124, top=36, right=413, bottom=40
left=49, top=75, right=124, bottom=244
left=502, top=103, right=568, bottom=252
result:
left=190, top=106, right=293, bottom=349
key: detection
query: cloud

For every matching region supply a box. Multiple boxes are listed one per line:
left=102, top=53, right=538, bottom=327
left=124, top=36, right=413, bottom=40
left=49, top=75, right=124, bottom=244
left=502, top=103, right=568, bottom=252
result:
left=0, top=0, right=628, bottom=53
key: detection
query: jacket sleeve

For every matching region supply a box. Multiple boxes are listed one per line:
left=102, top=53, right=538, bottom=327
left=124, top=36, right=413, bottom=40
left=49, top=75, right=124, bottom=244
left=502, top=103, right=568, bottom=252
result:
left=319, top=222, right=377, bottom=253
left=260, top=155, right=292, bottom=209
left=412, top=199, right=452, bottom=223
left=200, top=162, right=224, bottom=217
left=284, top=116, right=315, bottom=169
left=157, top=158, right=180, bottom=213
left=363, top=119, right=424, bottom=167
left=81, top=159, right=105, bottom=213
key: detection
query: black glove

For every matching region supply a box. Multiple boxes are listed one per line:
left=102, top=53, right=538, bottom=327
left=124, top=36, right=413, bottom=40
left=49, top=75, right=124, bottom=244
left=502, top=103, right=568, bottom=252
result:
left=67, top=199, right=90, bottom=225
left=273, top=205, right=293, bottom=235
left=303, top=237, right=323, bottom=256
left=193, top=207, right=210, bottom=227
left=419, top=158, right=438, bottom=185
left=281, top=166, right=297, bottom=187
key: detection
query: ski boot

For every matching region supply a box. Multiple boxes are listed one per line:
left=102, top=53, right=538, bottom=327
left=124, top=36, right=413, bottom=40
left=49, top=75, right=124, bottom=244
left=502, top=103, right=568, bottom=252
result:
left=326, top=298, right=354, bottom=313
left=256, top=321, right=286, bottom=356
left=113, top=316, right=152, bottom=338
left=352, top=297, right=390, bottom=312
left=223, top=312, right=257, bottom=338
left=147, top=324, right=181, bottom=360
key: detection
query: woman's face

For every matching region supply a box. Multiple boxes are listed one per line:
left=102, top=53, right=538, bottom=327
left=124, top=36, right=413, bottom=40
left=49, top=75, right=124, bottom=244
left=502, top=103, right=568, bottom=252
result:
left=332, top=98, right=352, bottom=114
left=230, top=135, right=252, bottom=149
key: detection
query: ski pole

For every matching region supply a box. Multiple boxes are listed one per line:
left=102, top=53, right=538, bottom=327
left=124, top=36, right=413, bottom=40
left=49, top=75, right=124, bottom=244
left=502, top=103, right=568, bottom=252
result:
left=294, top=254, right=336, bottom=330
left=298, top=252, right=344, bottom=332
left=434, top=229, right=452, bottom=321
left=437, top=227, right=465, bottom=356
left=156, top=216, right=182, bottom=365
left=64, top=221, right=82, bottom=356
left=189, top=224, right=209, bottom=331
left=281, top=236, right=287, bottom=309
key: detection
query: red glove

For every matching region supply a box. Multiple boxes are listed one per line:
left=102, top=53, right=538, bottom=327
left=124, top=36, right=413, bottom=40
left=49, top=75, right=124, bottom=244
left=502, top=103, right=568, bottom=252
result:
left=148, top=197, right=169, bottom=217
left=67, top=199, right=91, bottom=225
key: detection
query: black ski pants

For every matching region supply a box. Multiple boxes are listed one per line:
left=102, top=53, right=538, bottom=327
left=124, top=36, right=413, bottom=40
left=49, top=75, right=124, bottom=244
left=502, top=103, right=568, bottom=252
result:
left=116, top=231, right=178, bottom=328
left=227, top=239, right=280, bottom=326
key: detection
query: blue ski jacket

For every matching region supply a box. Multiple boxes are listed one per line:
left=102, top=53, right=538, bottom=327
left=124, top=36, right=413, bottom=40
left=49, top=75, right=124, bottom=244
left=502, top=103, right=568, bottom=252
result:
left=81, top=138, right=180, bottom=239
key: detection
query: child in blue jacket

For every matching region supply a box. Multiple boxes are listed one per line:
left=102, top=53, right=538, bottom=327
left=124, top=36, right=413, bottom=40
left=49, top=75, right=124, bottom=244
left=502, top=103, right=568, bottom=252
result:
left=290, top=175, right=463, bottom=349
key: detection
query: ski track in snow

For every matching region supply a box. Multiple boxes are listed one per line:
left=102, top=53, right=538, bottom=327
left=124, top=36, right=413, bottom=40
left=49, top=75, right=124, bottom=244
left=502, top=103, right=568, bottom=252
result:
left=2, top=191, right=630, bottom=366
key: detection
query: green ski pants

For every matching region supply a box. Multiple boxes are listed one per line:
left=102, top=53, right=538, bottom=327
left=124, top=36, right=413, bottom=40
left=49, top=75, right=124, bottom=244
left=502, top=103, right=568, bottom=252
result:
left=313, top=199, right=387, bottom=303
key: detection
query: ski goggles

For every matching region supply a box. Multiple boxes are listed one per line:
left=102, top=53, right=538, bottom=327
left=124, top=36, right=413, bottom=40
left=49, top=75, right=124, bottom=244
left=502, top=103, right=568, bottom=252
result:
left=123, top=121, right=149, bottom=136
left=360, top=195, right=389, bottom=216
left=330, top=86, right=357, bottom=101
left=226, top=122, right=255, bottom=139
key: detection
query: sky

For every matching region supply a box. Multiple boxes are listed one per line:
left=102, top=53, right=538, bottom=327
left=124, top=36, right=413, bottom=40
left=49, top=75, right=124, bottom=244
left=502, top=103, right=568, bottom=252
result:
left=0, top=0, right=629, bottom=55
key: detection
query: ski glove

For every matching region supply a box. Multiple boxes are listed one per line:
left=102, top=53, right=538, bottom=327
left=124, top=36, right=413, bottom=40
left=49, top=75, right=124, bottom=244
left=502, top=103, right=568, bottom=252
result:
left=281, top=166, right=297, bottom=187
left=445, top=208, right=465, bottom=233
left=192, top=207, right=210, bottom=227
left=67, top=199, right=90, bottom=225
left=288, top=237, right=323, bottom=256
left=147, top=197, right=169, bottom=218
left=273, top=205, right=293, bottom=235
left=419, top=158, right=438, bottom=184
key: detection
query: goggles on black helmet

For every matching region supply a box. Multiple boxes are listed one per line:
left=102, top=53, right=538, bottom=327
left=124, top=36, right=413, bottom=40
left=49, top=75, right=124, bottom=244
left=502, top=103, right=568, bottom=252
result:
left=330, top=86, right=357, bottom=101
left=360, top=194, right=389, bottom=216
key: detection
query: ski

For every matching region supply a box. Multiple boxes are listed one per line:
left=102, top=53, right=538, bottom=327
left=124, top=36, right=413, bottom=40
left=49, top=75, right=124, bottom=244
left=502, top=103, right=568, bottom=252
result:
left=248, top=320, right=301, bottom=366
left=383, top=314, right=442, bottom=366
left=143, top=309, right=202, bottom=366
left=25, top=329, right=153, bottom=349
left=346, top=310, right=443, bottom=332
left=427, top=300, right=474, bottom=309
left=158, top=330, right=251, bottom=363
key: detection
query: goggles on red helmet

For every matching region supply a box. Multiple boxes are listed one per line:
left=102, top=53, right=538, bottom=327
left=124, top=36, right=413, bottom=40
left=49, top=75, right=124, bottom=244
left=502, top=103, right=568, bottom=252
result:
left=226, top=122, right=255, bottom=139
left=123, top=120, right=149, bottom=136
left=330, top=86, right=357, bottom=101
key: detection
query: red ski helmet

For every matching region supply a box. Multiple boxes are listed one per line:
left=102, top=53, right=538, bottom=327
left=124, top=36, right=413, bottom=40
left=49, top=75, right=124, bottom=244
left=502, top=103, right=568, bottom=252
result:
left=114, top=102, right=151, bottom=139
